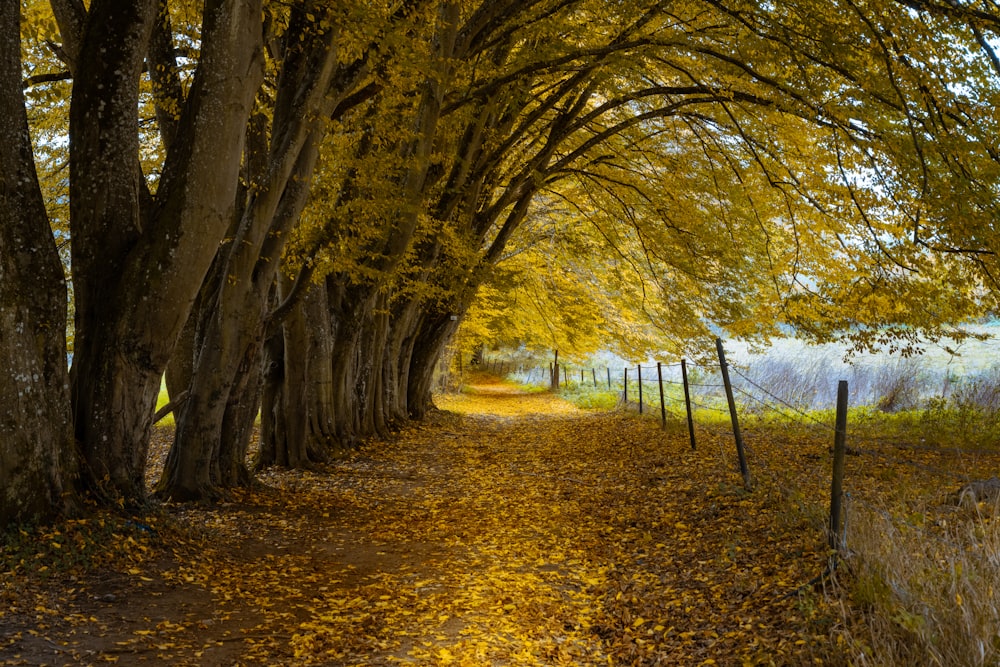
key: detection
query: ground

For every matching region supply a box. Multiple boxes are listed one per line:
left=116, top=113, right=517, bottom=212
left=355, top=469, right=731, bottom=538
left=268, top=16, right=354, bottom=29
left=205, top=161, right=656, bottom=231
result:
left=7, top=376, right=985, bottom=666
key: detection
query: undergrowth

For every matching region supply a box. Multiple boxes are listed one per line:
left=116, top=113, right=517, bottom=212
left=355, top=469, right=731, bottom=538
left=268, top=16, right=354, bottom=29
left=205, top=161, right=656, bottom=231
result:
left=835, top=500, right=1000, bottom=666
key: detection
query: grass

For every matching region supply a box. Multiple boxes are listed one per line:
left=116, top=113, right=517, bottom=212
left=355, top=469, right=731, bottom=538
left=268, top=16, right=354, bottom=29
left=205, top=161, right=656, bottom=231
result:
left=729, top=361, right=1000, bottom=666
left=835, top=499, right=1000, bottom=666
left=557, top=385, right=620, bottom=410
left=155, top=376, right=174, bottom=427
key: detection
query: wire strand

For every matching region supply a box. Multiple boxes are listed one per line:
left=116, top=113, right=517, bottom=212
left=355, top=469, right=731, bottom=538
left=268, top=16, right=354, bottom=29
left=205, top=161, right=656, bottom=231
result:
left=728, top=366, right=837, bottom=431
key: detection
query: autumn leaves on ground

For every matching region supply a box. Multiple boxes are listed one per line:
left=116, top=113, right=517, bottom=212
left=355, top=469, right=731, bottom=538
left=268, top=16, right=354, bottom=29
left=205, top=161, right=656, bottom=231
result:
left=5, top=378, right=858, bottom=665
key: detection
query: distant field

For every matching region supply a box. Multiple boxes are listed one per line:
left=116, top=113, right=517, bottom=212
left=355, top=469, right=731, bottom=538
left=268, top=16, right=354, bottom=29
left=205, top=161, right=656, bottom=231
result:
left=506, top=324, right=1000, bottom=413
left=727, top=324, right=1000, bottom=410
left=731, top=323, right=1000, bottom=372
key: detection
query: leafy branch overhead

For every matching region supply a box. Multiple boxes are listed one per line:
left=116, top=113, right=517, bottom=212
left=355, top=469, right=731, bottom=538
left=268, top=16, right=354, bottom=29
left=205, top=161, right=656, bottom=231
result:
left=3, top=0, right=1000, bottom=519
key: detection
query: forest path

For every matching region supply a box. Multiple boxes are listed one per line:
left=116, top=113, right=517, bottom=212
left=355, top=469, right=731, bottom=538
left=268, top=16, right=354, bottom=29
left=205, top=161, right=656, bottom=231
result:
left=1, top=377, right=840, bottom=666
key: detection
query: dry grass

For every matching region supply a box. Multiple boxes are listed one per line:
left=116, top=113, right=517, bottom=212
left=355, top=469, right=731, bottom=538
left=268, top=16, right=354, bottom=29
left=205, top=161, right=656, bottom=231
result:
left=835, top=497, right=1000, bottom=666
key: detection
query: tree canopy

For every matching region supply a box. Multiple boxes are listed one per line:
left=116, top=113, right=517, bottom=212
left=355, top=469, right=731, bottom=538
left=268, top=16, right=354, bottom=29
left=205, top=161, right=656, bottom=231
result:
left=3, top=0, right=1000, bottom=523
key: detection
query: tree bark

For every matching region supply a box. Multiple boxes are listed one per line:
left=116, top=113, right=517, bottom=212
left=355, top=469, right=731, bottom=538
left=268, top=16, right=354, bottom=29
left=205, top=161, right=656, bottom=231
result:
left=216, top=337, right=263, bottom=488
left=406, top=312, right=460, bottom=419
left=66, top=0, right=160, bottom=503
left=325, top=281, right=374, bottom=446
left=258, top=316, right=287, bottom=468
left=0, top=0, right=78, bottom=524
left=157, top=5, right=343, bottom=501
left=64, top=0, right=264, bottom=505
left=258, top=278, right=340, bottom=469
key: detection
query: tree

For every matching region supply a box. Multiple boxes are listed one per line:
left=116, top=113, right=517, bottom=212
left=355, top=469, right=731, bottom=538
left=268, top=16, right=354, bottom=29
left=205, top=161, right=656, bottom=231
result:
left=0, top=0, right=267, bottom=514
left=444, top=0, right=1000, bottom=363
left=156, top=1, right=366, bottom=501
left=62, top=0, right=265, bottom=505
left=0, top=0, right=77, bottom=523
left=6, top=0, right=1000, bottom=524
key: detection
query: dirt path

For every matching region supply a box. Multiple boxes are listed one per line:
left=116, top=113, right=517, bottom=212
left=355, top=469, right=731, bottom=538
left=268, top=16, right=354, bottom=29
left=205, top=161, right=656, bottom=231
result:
left=1, top=380, right=843, bottom=666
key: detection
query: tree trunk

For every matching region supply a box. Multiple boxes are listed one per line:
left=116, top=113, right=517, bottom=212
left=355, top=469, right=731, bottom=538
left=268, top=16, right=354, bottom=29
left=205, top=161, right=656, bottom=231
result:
left=384, top=299, right=422, bottom=423
left=164, top=290, right=198, bottom=418
left=67, top=0, right=160, bottom=503
left=217, top=337, right=262, bottom=487
left=258, top=321, right=286, bottom=468
left=64, top=0, right=264, bottom=505
left=551, top=349, right=560, bottom=391
left=326, top=281, right=371, bottom=446
left=407, top=312, right=460, bottom=419
left=158, top=279, right=271, bottom=501
left=358, top=290, right=391, bottom=439
left=0, top=0, right=78, bottom=524
left=259, top=278, right=338, bottom=468
left=157, top=7, right=344, bottom=500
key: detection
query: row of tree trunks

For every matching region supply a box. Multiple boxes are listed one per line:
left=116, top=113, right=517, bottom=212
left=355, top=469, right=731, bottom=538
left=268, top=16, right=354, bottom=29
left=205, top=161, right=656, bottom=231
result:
left=155, top=5, right=347, bottom=501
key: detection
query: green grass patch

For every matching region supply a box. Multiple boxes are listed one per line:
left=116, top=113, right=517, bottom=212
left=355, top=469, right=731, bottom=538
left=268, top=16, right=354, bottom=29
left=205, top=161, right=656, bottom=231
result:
left=560, top=386, right=620, bottom=410
left=155, top=376, right=174, bottom=427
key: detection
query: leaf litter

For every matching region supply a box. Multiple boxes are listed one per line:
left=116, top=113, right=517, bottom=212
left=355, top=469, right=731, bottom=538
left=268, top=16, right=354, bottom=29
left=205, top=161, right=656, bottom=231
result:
left=8, top=376, right=997, bottom=665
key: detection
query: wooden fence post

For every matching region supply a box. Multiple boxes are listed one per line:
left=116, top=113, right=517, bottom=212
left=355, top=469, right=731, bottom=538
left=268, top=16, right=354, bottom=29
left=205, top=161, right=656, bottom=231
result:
left=624, top=367, right=629, bottom=403
left=562, top=364, right=568, bottom=389
left=681, top=359, right=696, bottom=450
left=607, top=367, right=611, bottom=390
left=637, top=365, right=644, bottom=414
left=657, top=362, right=666, bottom=429
left=829, top=380, right=849, bottom=558
left=716, top=338, right=750, bottom=489
left=551, top=350, right=560, bottom=391
left=592, top=368, right=597, bottom=387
